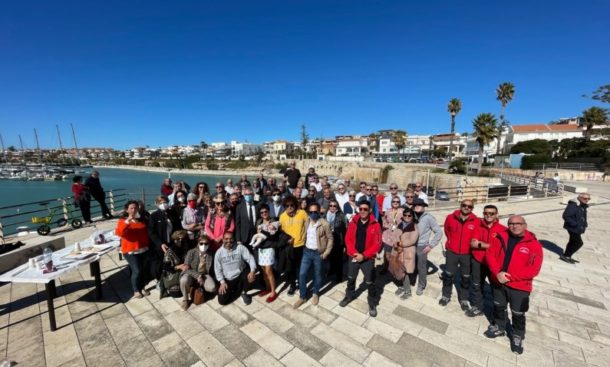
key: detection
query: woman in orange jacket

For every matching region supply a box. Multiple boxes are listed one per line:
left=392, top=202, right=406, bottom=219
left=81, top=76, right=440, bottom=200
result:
left=116, top=200, right=150, bottom=298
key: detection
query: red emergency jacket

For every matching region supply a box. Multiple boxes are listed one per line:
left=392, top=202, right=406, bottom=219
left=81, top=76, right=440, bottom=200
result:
left=472, top=219, right=507, bottom=263
left=487, top=229, right=543, bottom=293
left=345, top=214, right=382, bottom=260
left=443, top=210, right=478, bottom=255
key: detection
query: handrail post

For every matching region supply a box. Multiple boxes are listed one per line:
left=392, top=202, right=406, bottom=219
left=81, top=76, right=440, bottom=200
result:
left=507, top=185, right=511, bottom=201
left=109, top=191, right=115, bottom=213
left=0, top=220, right=4, bottom=244
left=62, top=198, right=69, bottom=221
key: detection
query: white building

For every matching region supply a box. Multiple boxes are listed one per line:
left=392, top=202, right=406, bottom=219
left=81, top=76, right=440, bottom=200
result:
left=404, top=135, right=431, bottom=157
left=230, top=141, right=261, bottom=157
left=465, top=136, right=497, bottom=162
left=335, top=136, right=368, bottom=156
left=507, top=124, right=583, bottom=146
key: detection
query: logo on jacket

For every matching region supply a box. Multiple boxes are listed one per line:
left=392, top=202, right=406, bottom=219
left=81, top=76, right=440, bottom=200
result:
left=519, top=247, right=530, bottom=254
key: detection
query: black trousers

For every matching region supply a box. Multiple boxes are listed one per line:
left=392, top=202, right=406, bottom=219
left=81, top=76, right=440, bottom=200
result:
left=441, top=251, right=471, bottom=302
left=92, top=194, right=112, bottom=218
left=470, top=258, right=490, bottom=310
left=564, top=231, right=584, bottom=258
left=218, top=269, right=251, bottom=305
left=491, top=283, right=530, bottom=337
left=328, top=240, right=345, bottom=281
left=346, top=258, right=377, bottom=306
left=77, top=199, right=92, bottom=222
left=287, top=246, right=304, bottom=288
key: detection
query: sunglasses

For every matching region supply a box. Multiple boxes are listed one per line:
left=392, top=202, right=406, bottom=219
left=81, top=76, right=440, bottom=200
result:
left=329, top=204, right=337, bottom=208
left=406, top=196, right=414, bottom=198
left=392, top=200, right=400, bottom=203
left=260, top=210, right=268, bottom=214
left=461, top=204, right=474, bottom=209
left=215, top=202, right=224, bottom=206
left=359, top=207, right=369, bottom=211
left=483, top=211, right=497, bottom=216
left=390, top=187, right=398, bottom=190
left=403, top=214, right=413, bottom=217
left=198, top=242, right=208, bottom=246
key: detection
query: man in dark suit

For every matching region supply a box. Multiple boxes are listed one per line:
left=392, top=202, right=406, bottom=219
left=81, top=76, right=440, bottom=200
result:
left=267, top=188, right=285, bottom=219
left=235, top=187, right=259, bottom=251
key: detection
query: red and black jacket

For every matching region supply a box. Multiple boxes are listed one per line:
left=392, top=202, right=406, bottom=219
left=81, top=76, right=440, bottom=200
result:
left=443, top=210, right=478, bottom=255
left=472, top=219, right=507, bottom=264
left=487, top=229, right=543, bottom=293
left=345, top=214, right=382, bottom=260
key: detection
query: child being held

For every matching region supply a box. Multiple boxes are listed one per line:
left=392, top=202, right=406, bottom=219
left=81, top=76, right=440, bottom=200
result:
left=249, top=221, right=280, bottom=248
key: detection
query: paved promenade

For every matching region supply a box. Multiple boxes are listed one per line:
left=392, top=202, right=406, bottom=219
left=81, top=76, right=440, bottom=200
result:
left=1, top=188, right=610, bottom=366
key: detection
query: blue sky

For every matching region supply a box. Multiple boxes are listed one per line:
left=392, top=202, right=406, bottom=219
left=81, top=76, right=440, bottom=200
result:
left=1, top=0, right=608, bottom=149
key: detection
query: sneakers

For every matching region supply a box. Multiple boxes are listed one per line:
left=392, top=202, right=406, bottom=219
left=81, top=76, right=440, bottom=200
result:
left=142, top=289, right=151, bottom=296
left=465, top=307, right=484, bottom=317
left=438, top=297, right=450, bottom=306
left=484, top=324, right=506, bottom=339
left=369, top=305, right=378, bottom=317
left=559, top=255, right=576, bottom=264
left=339, top=296, right=352, bottom=307
left=395, top=287, right=405, bottom=296
left=241, top=293, right=252, bottom=306
left=293, top=298, right=306, bottom=309
left=287, top=285, right=296, bottom=296
left=511, top=335, right=524, bottom=354
left=311, top=294, right=319, bottom=306
left=400, top=290, right=411, bottom=300
left=459, top=300, right=470, bottom=311
left=416, top=287, right=424, bottom=296
left=181, top=300, right=189, bottom=311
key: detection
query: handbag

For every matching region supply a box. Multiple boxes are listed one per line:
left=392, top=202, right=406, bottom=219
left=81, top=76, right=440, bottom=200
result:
left=190, top=285, right=205, bottom=305
left=388, top=248, right=406, bottom=281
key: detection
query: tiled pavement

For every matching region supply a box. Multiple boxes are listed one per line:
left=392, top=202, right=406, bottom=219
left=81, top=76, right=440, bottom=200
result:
left=2, top=190, right=610, bottom=366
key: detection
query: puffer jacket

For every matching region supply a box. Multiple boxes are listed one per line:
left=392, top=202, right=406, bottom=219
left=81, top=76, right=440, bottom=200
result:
left=562, top=200, right=588, bottom=234
left=472, top=219, right=507, bottom=263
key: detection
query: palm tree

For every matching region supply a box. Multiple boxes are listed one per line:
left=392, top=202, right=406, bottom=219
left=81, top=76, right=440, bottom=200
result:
left=393, top=130, right=407, bottom=159
left=447, top=98, right=462, bottom=162
left=495, top=82, right=515, bottom=155
left=582, top=106, right=609, bottom=140
left=472, top=113, right=498, bottom=174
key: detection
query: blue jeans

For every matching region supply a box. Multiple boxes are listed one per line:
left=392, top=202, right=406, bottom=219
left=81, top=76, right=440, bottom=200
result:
left=124, top=252, right=146, bottom=293
left=299, top=248, right=323, bottom=299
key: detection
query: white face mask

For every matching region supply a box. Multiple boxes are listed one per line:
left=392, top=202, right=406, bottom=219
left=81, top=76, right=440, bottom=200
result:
left=272, top=195, right=280, bottom=202
left=158, top=203, right=168, bottom=211
left=177, top=197, right=185, bottom=203
left=199, top=244, right=209, bottom=252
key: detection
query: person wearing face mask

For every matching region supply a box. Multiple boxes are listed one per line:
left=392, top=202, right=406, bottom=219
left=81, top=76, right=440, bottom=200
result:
left=179, top=234, right=217, bottom=310
left=182, top=193, right=204, bottom=241
left=148, top=195, right=181, bottom=284
left=235, top=187, right=259, bottom=251
left=267, top=188, right=285, bottom=218
left=326, top=199, right=346, bottom=282
left=169, top=190, right=188, bottom=228
left=393, top=208, right=419, bottom=300
left=205, top=194, right=235, bottom=252
left=293, top=203, right=333, bottom=309
left=116, top=200, right=150, bottom=299
left=412, top=198, right=442, bottom=296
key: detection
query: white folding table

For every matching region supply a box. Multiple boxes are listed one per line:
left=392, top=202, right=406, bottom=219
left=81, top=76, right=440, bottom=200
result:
left=0, top=231, right=120, bottom=331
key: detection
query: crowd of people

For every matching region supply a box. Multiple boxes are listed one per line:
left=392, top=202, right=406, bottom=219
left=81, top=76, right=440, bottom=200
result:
left=111, top=163, right=593, bottom=355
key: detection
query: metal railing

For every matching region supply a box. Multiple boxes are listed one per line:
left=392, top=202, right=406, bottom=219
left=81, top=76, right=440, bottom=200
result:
left=430, top=181, right=561, bottom=207
left=0, top=188, right=128, bottom=241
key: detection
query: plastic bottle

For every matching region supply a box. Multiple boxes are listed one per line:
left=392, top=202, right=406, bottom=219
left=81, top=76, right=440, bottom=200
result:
left=43, top=247, right=53, bottom=271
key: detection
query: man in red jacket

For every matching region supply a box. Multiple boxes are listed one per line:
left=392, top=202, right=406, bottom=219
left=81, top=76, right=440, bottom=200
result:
left=466, top=204, right=506, bottom=317
left=440, top=199, right=478, bottom=309
left=339, top=199, right=382, bottom=317
left=484, top=215, right=543, bottom=355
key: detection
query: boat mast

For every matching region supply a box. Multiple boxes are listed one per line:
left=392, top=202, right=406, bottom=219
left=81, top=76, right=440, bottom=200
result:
left=18, top=134, right=26, bottom=173
left=34, top=128, right=42, bottom=162
left=0, top=133, right=5, bottom=164
left=56, top=124, right=64, bottom=164
left=70, top=123, right=80, bottom=161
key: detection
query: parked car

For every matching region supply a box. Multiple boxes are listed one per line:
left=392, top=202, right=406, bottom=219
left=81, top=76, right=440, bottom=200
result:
left=435, top=191, right=450, bottom=201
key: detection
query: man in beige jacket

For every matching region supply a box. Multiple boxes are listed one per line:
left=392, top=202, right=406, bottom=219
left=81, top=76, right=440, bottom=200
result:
left=294, top=202, right=334, bottom=308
